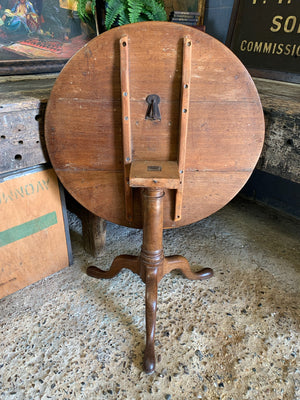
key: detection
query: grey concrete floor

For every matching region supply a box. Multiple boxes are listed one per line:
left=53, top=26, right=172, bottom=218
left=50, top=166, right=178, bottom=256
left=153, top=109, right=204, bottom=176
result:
left=0, top=197, right=299, bottom=399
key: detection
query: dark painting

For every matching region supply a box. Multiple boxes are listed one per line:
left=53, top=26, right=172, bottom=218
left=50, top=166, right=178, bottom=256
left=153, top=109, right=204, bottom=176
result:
left=0, top=0, right=95, bottom=63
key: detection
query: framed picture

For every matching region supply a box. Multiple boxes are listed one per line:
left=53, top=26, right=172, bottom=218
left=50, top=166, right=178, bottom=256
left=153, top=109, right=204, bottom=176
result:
left=226, top=0, right=300, bottom=83
left=0, top=0, right=97, bottom=75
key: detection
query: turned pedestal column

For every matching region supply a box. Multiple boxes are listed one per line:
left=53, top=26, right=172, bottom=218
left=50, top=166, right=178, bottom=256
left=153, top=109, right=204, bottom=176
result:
left=87, top=187, right=212, bottom=373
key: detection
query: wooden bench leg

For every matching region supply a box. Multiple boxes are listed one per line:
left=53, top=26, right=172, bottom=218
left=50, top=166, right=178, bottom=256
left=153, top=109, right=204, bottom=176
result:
left=66, top=192, right=106, bottom=256
left=81, top=211, right=106, bottom=257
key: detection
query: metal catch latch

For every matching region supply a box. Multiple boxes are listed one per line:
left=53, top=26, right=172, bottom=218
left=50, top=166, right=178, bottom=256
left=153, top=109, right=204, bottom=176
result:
left=145, top=94, right=161, bottom=121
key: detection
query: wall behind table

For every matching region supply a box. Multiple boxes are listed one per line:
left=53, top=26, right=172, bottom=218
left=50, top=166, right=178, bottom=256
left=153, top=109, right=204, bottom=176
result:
left=241, top=79, right=300, bottom=219
left=203, top=0, right=299, bottom=218
left=204, top=0, right=235, bottom=43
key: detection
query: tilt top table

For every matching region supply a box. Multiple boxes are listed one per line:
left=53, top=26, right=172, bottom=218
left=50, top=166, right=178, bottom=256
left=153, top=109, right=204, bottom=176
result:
left=45, top=22, right=265, bottom=373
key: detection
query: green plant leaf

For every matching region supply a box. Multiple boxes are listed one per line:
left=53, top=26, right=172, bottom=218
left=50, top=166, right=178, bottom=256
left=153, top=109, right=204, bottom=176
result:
left=105, top=0, right=167, bottom=30
left=144, top=0, right=167, bottom=21
left=105, top=0, right=126, bottom=30
left=128, top=0, right=143, bottom=23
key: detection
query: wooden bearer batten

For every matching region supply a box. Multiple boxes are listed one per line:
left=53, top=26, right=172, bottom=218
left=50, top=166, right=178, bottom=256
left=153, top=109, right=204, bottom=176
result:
left=175, top=36, right=192, bottom=221
left=120, top=34, right=133, bottom=222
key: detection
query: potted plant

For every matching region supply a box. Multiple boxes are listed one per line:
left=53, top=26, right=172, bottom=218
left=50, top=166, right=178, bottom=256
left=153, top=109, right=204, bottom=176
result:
left=76, top=0, right=167, bottom=32
left=105, top=0, right=167, bottom=29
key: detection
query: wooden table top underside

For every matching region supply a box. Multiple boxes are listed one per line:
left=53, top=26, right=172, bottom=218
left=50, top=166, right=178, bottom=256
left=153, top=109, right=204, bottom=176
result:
left=45, top=22, right=265, bottom=229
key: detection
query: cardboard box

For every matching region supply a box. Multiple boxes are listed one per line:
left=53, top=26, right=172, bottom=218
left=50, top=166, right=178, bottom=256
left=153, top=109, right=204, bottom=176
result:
left=0, top=167, right=71, bottom=298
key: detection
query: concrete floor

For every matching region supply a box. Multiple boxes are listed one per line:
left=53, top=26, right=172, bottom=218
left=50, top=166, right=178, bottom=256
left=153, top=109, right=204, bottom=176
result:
left=0, top=197, right=299, bottom=399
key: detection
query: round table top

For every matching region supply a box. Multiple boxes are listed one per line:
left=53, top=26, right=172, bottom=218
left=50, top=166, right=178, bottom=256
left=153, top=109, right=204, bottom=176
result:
left=45, top=22, right=264, bottom=229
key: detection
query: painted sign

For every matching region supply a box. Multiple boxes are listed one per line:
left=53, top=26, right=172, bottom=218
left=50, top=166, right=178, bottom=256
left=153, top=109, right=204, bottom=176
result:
left=227, top=0, right=300, bottom=82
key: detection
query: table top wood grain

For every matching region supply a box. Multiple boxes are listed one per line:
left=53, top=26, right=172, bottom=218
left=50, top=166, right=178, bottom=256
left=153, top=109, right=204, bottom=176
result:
left=45, top=22, right=264, bottom=229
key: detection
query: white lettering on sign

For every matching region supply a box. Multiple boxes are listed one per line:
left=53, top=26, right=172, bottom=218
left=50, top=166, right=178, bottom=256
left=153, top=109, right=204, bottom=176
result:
left=240, top=40, right=300, bottom=56
left=252, top=0, right=293, bottom=5
left=270, top=15, right=300, bottom=33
